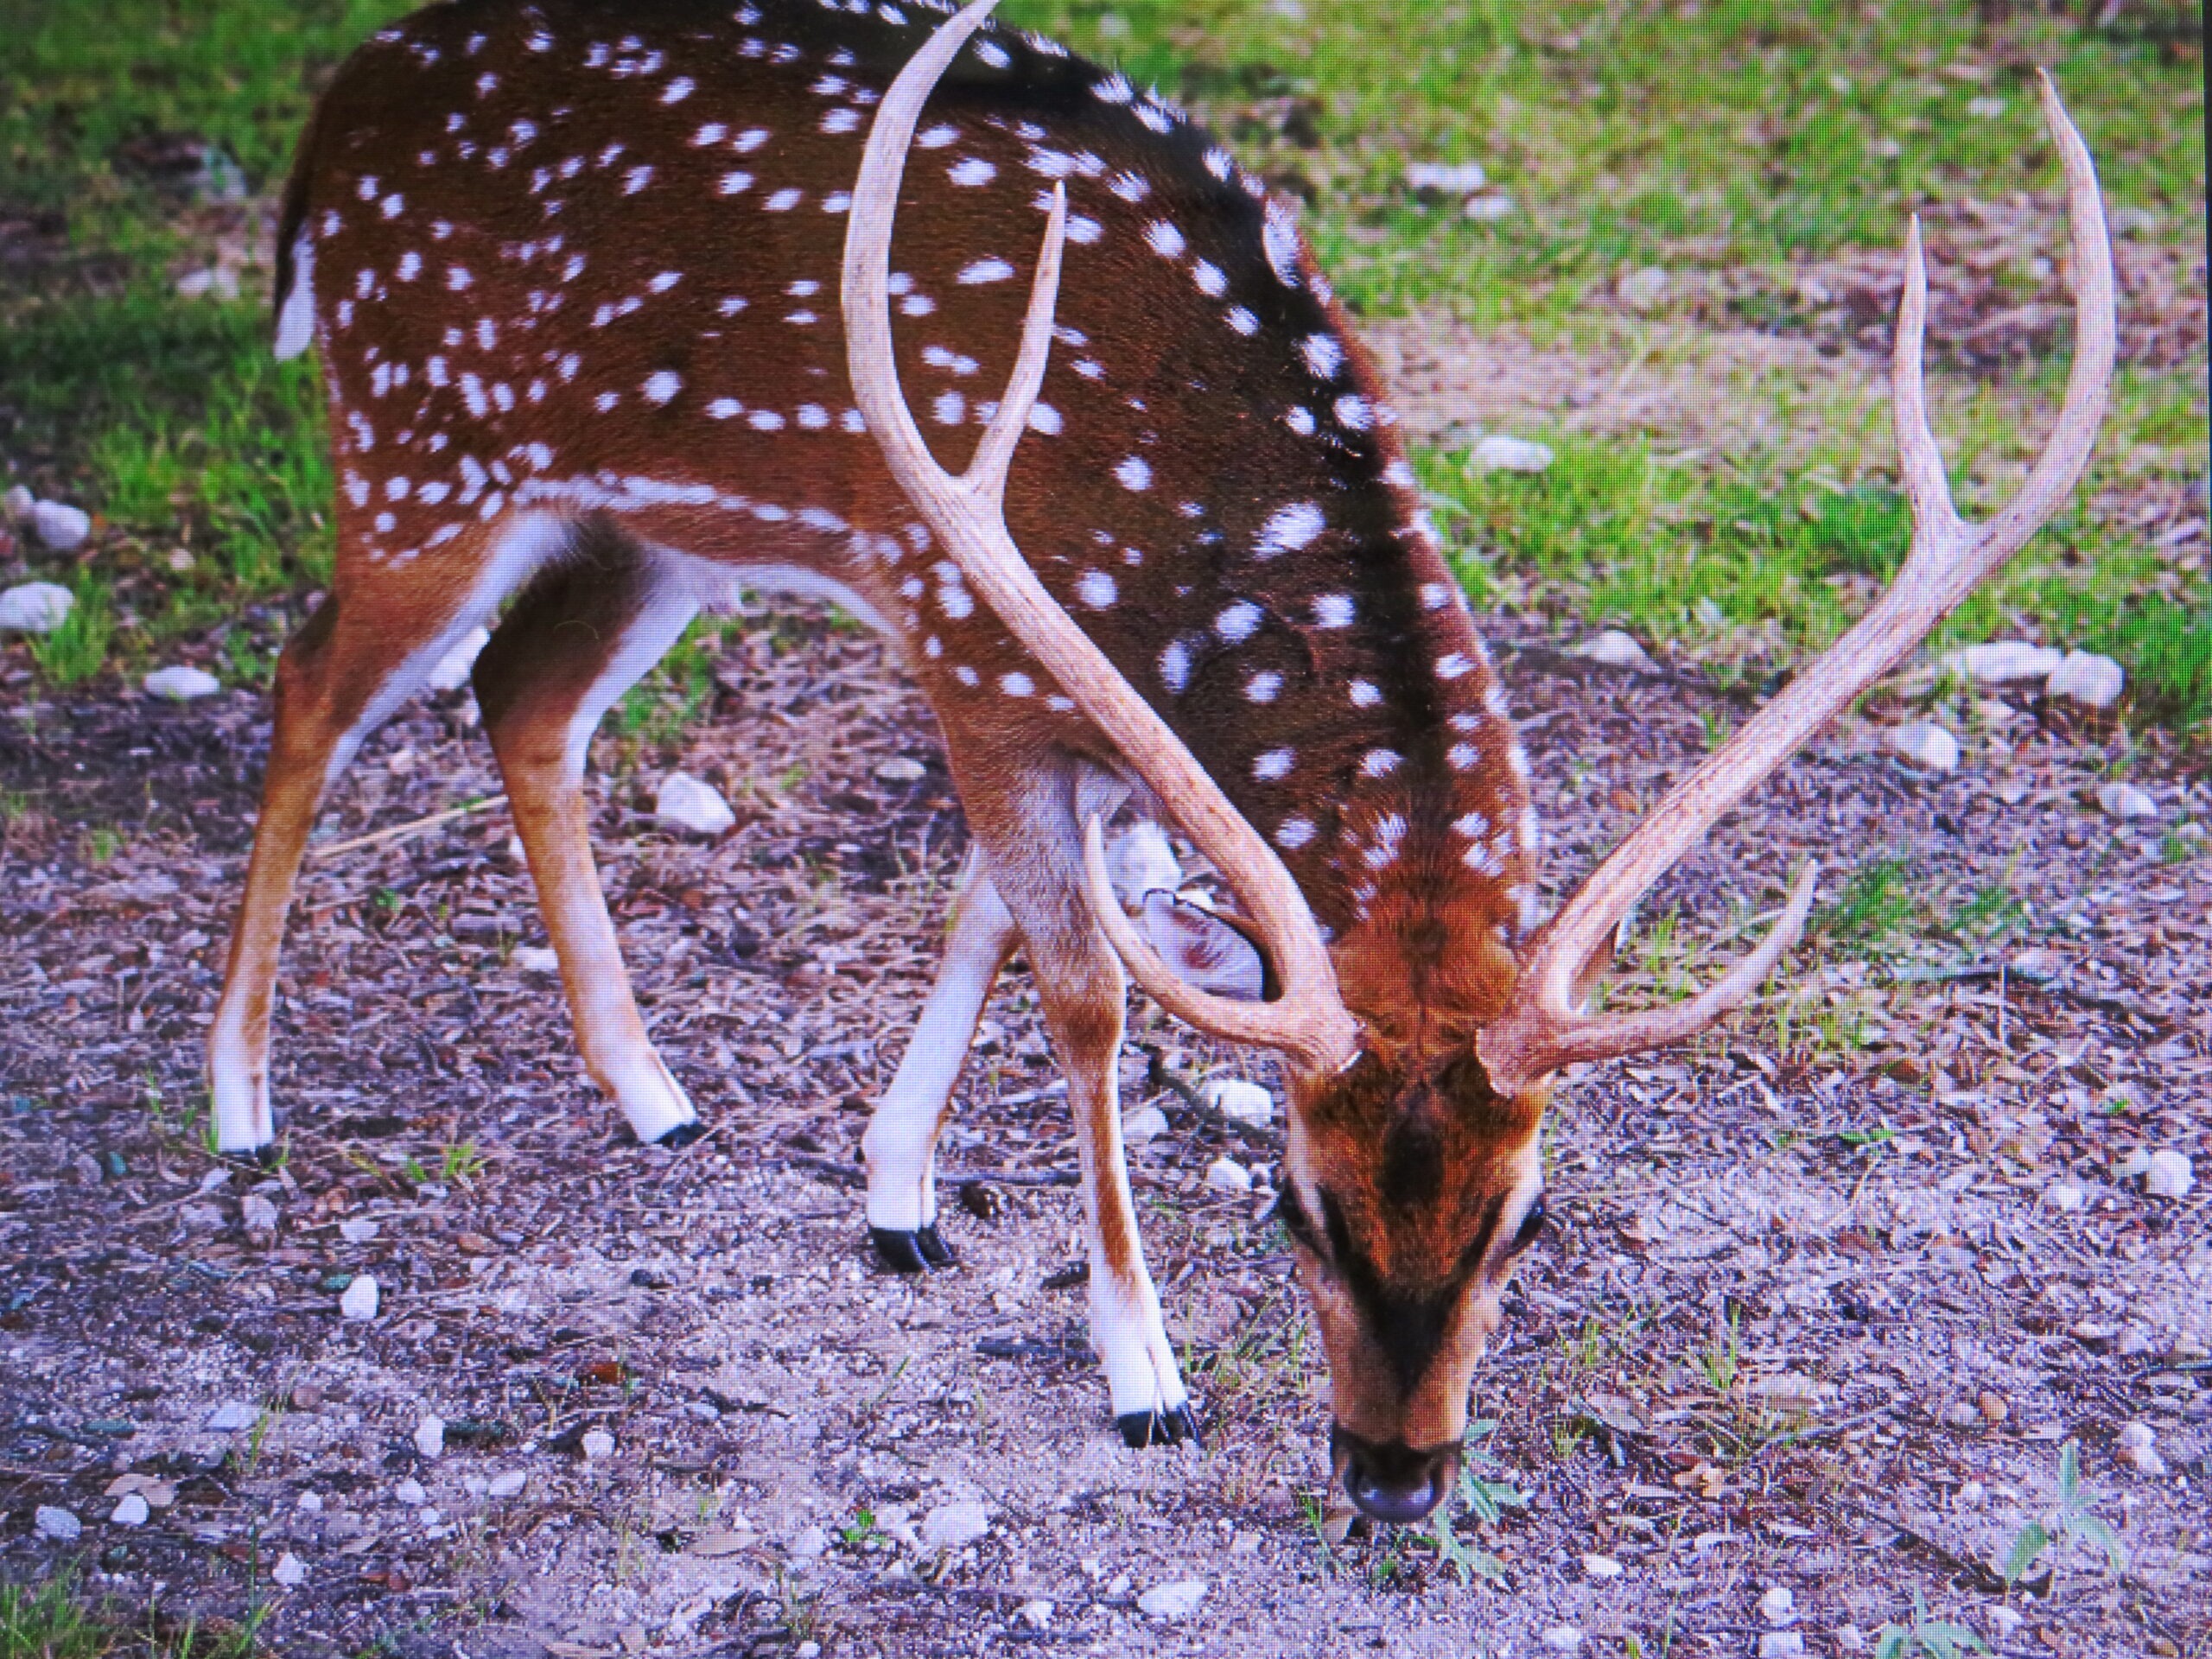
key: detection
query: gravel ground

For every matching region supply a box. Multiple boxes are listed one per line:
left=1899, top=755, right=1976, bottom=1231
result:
left=2, top=605, right=2207, bottom=1657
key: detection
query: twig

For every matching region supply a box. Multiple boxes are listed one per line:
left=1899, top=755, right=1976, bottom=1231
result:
left=305, top=796, right=506, bottom=861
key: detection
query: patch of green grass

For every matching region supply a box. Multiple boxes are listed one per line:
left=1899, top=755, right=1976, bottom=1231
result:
left=1817, top=857, right=1921, bottom=947
left=0, top=1569, right=270, bottom=1659
left=29, top=576, right=117, bottom=687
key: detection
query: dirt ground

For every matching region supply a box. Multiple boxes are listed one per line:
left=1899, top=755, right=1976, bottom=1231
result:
left=3, top=571, right=2208, bottom=1657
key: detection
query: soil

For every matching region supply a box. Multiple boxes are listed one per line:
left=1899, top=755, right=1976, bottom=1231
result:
left=2, top=591, right=2207, bottom=1659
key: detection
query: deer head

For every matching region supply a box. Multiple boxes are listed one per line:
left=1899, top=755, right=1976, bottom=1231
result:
left=848, top=0, right=2113, bottom=1521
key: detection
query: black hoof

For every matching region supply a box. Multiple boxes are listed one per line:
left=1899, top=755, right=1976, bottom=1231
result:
left=1116, top=1403, right=1202, bottom=1450
left=655, top=1121, right=709, bottom=1150
left=252, top=1143, right=287, bottom=1170
left=914, top=1224, right=955, bottom=1268
left=870, top=1228, right=932, bottom=1274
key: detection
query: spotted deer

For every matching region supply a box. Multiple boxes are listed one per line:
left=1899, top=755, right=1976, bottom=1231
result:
left=218, top=0, right=2113, bottom=1520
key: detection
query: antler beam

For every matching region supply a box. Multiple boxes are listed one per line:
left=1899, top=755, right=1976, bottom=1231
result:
left=840, top=0, right=1362, bottom=1076
left=1479, top=71, right=2116, bottom=1096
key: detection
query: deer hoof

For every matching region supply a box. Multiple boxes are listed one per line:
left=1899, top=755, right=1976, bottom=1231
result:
left=253, top=1143, right=287, bottom=1171
left=654, top=1122, right=709, bottom=1150
left=1116, top=1403, right=1201, bottom=1450
left=870, top=1227, right=952, bottom=1274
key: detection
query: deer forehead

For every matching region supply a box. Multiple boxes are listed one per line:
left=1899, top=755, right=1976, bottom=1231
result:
left=320, top=0, right=1534, bottom=931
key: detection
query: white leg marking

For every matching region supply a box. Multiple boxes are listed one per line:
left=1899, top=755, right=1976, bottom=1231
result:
left=864, top=850, right=1014, bottom=1231
left=209, top=1022, right=275, bottom=1152
left=1092, top=1258, right=1189, bottom=1421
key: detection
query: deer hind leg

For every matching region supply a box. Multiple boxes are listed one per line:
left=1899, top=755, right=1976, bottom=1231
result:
left=210, top=513, right=570, bottom=1153
left=864, top=845, right=1017, bottom=1272
left=471, top=524, right=702, bottom=1145
left=968, top=771, right=1196, bottom=1449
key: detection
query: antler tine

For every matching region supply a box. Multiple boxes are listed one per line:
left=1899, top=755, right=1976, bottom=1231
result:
left=842, top=0, right=1362, bottom=1075
left=1478, top=74, right=2115, bottom=1096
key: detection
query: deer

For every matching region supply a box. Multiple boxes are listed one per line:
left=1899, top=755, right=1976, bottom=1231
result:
left=215, top=0, right=2113, bottom=1523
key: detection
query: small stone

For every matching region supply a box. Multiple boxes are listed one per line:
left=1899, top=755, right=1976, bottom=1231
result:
left=2118, top=1421, right=2167, bottom=1476
left=1015, top=1600, right=1053, bottom=1630
left=1200, top=1077, right=1273, bottom=1127
left=297, top=1491, right=323, bottom=1512
left=111, top=1493, right=150, bottom=1528
left=1541, top=1628, right=1585, bottom=1653
left=921, top=1500, right=990, bottom=1550
left=1472, top=433, right=1553, bottom=473
left=1404, top=160, right=1487, bottom=195
left=487, top=1470, right=527, bottom=1499
left=1943, top=1401, right=1981, bottom=1429
left=654, top=771, right=736, bottom=836
left=2096, top=782, right=2159, bottom=820
left=1759, top=1586, right=1796, bottom=1625
left=1573, top=628, right=1656, bottom=672
left=1945, top=640, right=2063, bottom=683
left=270, top=1552, right=307, bottom=1589
left=2044, top=1179, right=2086, bottom=1212
left=1990, top=1608, right=2025, bottom=1640
left=241, top=1194, right=279, bottom=1232
left=787, top=1522, right=830, bottom=1559
left=1120, top=1104, right=1169, bottom=1147
left=580, top=1428, right=616, bottom=1460
left=1956, top=1480, right=1986, bottom=1509
left=1977, top=1390, right=2009, bottom=1425
left=1205, top=1157, right=1252, bottom=1195
left=204, top=1401, right=257, bottom=1433
left=414, top=1414, right=446, bottom=1459
left=394, top=1478, right=427, bottom=1505
left=1616, top=265, right=1669, bottom=312
left=143, top=665, right=222, bottom=701
left=2144, top=1150, right=2194, bottom=1199
left=425, top=626, right=488, bottom=693
left=2045, top=650, right=2124, bottom=708
left=512, top=945, right=560, bottom=975
left=340, top=1274, right=380, bottom=1320
left=1836, top=1624, right=1866, bottom=1654
left=1137, top=1579, right=1209, bottom=1620
left=1887, top=721, right=1959, bottom=772
left=1582, top=1554, right=1623, bottom=1580
left=1967, top=95, right=2007, bottom=118
left=35, top=1505, right=83, bottom=1542
left=338, top=1218, right=381, bottom=1243
left=1462, top=193, right=1516, bottom=222
left=1759, top=1636, right=1807, bottom=1659
left=0, top=581, right=74, bottom=633
left=872, top=756, right=927, bottom=784
left=3, top=485, right=32, bottom=520
left=31, top=500, right=92, bottom=551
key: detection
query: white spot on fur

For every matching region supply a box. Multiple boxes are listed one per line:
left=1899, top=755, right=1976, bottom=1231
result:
left=1263, top=200, right=1303, bottom=287
left=1256, top=501, right=1325, bottom=559
left=1114, top=456, right=1152, bottom=492
left=1215, top=601, right=1262, bottom=642
left=1077, top=569, right=1116, bottom=608
left=1360, top=749, right=1402, bottom=778
left=1000, top=671, right=1033, bottom=696
left=1159, top=641, right=1191, bottom=692
left=1143, top=221, right=1185, bottom=257
left=1350, top=679, right=1381, bottom=707
left=1275, top=817, right=1316, bottom=849
left=642, top=371, right=681, bottom=405
left=957, top=257, right=1015, bottom=284
left=1300, top=334, right=1343, bottom=379
left=1253, top=748, right=1294, bottom=781
left=1313, top=594, right=1354, bottom=629
left=1245, top=671, right=1281, bottom=703
left=948, top=157, right=995, bottom=187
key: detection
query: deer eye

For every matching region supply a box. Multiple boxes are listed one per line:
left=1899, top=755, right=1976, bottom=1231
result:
left=1507, top=1196, right=1547, bottom=1256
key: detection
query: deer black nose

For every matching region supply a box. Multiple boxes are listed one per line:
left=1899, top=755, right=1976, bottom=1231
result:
left=1333, top=1427, right=1458, bottom=1525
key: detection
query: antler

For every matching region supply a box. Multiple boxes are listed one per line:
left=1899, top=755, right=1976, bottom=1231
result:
left=841, top=0, right=1362, bottom=1076
left=1479, top=71, right=2115, bottom=1096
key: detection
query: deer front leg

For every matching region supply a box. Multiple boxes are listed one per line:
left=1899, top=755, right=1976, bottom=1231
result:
left=864, top=846, right=1016, bottom=1272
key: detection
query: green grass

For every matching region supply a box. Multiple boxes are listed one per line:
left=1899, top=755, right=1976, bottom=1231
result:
left=1, top=0, right=2203, bottom=730
left=0, top=1570, right=268, bottom=1659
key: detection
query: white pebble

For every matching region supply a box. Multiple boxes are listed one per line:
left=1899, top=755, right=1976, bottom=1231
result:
left=395, top=1478, right=428, bottom=1504
left=2044, top=1179, right=2086, bottom=1212
left=921, top=1500, right=991, bottom=1550
left=1615, top=265, right=1669, bottom=312
left=1016, top=1599, right=1053, bottom=1629
left=1205, top=1157, right=1253, bottom=1194
left=1575, top=629, right=1656, bottom=672
left=1887, top=721, right=1959, bottom=772
left=270, top=1552, right=307, bottom=1588
left=1759, top=1586, right=1796, bottom=1624
left=1759, top=1636, right=1807, bottom=1659
left=111, top=1493, right=150, bottom=1528
left=3, top=484, right=31, bottom=520
left=1120, top=1104, right=1169, bottom=1147
left=512, top=945, right=559, bottom=975
left=1137, top=1579, right=1209, bottom=1620
left=1472, top=433, right=1552, bottom=473
left=338, top=1218, right=381, bottom=1244
left=487, top=1470, right=528, bottom=1499
left=1990, top=1608, right=2025, bottom=1640
left=204, top=1401, right=257, bottom=1432
left=1404, top=160, right=1487, bottom=194
left=2045, top=650, right=2124, bottom=708
left=787, top=1522, right=830, bottom=1558
left=35, top=1505, right=83, bottom=1542
left=2144, top=1150, right=2194, bottom=1200
left=873, top=756, right=928, bottom=784
left=581, top=1428, right=616, bottom=1460
left=1200, top=1077, right=1274, bottom=1127
left=1541, top=1628, right=1585, bottom=1653
left=1462, top=193, right=1516, bottom=221
left=2096, top=781, right=2158, bottom=821
left=31, top=499, right=92, bottom=551
left=1945, top=640, right=2063, bottom=683
left=340, top=1274, right=381, bottom=1320
left=144, top=665, right=222, bottom=701
left=297, top=1491, right=323, bottom=1512
left=414, top=1414, right=446, bottom=1459
left=425, top=626, right=488, bottom=692
left=1582, top=1553, right=1623, bottom=1579
left=654, top=771, right=736, bottom=836
left=0, top=581, right=74, bottom=633
left=2117, top=1421, right=2166, bottom=1476
left=241, top=1193, right=279, bottom=1232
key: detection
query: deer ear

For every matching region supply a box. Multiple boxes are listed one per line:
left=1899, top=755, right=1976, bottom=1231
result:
left=1137, top=893, right=1268, bottom=1003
